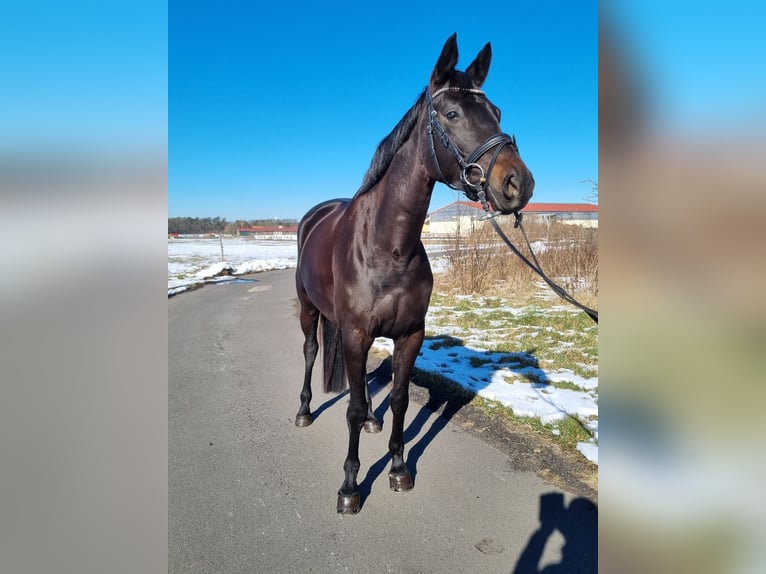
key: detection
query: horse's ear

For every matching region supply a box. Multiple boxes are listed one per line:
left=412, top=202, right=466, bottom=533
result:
left=466, top=42, right=492, bottom=88
left=431, top=33, right=459, bottom=87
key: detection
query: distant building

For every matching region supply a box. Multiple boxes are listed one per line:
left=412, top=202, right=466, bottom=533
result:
left=237, top=225, right=298, bottom=239
left=424, top=201, right=485, bottom=236
left=424, top=201, right=598, bottom=236
left=520, top=202, right=599, bottom=227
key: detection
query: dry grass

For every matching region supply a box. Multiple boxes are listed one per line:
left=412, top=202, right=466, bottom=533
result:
left=431, top=218, right=598, bottom=304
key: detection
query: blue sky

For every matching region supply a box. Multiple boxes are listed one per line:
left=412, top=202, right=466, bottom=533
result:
left=169, top=1, right=598, bottom=220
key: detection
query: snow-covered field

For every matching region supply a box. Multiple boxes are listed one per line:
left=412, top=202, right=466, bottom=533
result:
left=169, top=237, right=598, bottom=465
left=168, top=237, right=297, bottom=296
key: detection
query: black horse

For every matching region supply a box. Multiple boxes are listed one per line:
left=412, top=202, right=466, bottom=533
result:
left=294, top=34, right=534, bottom=514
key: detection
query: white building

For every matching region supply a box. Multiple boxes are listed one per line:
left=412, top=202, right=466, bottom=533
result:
left=424, top=201, right=598, bottom=236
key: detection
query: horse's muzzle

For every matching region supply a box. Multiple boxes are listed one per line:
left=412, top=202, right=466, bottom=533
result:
left=503, top=169, right=534, bottom=202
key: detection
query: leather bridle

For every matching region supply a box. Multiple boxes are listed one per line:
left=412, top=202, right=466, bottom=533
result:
left=425, top=86, right=518, bottom=213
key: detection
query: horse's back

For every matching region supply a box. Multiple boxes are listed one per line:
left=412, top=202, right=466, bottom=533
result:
left=297, top=198, right=349, bottom=252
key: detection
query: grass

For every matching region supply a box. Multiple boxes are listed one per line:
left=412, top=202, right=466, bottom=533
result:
left=488, top=404, right=594, bottom=449
left=427, top=295, right=598, bottom=378
left=424, top=335, right=463, bottom=351
left=468, top=356, right=492, bottom=368
left=479, top=384, right=596, bottom=450
left=547, top=379, right=586, bottom=392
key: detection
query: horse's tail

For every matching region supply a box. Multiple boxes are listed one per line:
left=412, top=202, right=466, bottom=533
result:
left=321, top=316, right=347, bottom=394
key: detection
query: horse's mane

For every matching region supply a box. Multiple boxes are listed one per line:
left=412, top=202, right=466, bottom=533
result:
left=354, top=88, right=427, bottom=197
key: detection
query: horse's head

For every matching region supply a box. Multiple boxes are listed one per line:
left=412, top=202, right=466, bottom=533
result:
left=423, top=33, right=534, bottom=214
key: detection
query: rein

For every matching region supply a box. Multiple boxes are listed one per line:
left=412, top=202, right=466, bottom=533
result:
left=484, top=205, right=599, bottom=323
left=425, top=87, right=598, bottom=324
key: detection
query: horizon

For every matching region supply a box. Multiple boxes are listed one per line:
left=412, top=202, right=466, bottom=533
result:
left=168, top=198, right=600, bottom=223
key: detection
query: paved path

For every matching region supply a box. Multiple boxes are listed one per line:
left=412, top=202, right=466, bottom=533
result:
left=169, top=269, right=596, bottom=573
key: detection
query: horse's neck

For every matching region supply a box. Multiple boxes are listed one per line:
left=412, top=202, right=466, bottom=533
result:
left=369, top=140, right=434, bottom=256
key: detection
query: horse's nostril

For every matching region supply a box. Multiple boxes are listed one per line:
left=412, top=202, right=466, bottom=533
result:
left=505, top=172, right=521, bottom=198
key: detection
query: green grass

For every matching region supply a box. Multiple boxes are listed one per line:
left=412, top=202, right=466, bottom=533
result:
left=469, top=356, right=492, bottom=368
left=551, top=415, right=595, bottom=446
left=546, top=379, right=585, bottom=392
left=425, top=335, right=463, bottom=351
left=473, top=392, right=595, bottom=451
left=427, top=296, right=598, bottom=378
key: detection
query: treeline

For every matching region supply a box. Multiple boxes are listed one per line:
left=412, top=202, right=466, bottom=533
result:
left=168, top=217, right=298, bottom=235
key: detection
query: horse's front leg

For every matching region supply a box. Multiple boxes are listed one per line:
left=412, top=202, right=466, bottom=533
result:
left=337, top=328, right=372, bottom=514
left=388, top=329, right=424, bottom=492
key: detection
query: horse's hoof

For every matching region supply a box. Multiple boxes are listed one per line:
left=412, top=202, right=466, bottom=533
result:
left=294, top=414, right=313, bottom=427
left=363, top=418, right=382, bottom=433
left=389, top=470, right=414, bottom=492
left=337, top=492, right=361, bottom=514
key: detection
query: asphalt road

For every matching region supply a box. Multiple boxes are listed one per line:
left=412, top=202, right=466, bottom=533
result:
left=169, top=269, right=597, bottom=573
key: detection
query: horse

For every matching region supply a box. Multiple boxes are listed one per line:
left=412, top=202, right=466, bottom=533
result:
left=294, top=33, right=534, bottom=514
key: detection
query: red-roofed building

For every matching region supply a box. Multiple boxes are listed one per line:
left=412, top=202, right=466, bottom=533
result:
left=237, top=225, right=298, bottom=239
left=424, top=201, right=598, bottom=235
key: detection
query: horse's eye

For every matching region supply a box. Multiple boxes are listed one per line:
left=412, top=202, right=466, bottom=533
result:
left=445, top=110, right=460, bottom=121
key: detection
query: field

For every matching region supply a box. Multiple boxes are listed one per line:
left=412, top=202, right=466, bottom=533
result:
left=168, top=236, right=297, bottom=295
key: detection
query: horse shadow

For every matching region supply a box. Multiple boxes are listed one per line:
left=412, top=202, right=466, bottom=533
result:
left=349, top=335, right=553, bottom=507
left=510, top=493, right=597, bottom=574
left=355, top=352, right=475, bottom=505
left=309, top=335, right=570, bottom=509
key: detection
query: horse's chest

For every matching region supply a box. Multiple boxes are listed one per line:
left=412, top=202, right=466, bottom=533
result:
left=361, top=278, right=430, bottom=337
left=338, top=249, right=432, bottom=336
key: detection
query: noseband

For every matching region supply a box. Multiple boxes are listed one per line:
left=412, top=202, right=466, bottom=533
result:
left=426, top=87, right=518, bottom=213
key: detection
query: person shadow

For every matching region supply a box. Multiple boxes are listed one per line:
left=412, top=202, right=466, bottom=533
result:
left=511, top=493, right=597, bottom=574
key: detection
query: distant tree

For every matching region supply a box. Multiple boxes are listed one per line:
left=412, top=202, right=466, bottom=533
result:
left=169, top=216, right=298, bottom=235
left=580, top=178, right=598, bottom=204
left=168, top=217, right=229, bottom=234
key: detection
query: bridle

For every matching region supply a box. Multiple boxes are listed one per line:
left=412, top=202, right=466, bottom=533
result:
left=425, top=86, right=518, bottom=215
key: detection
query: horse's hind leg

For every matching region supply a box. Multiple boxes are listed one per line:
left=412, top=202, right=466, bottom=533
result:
left=387, top=330, right=424, bottom=492
left=295, top=303, right=319, bottom=427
